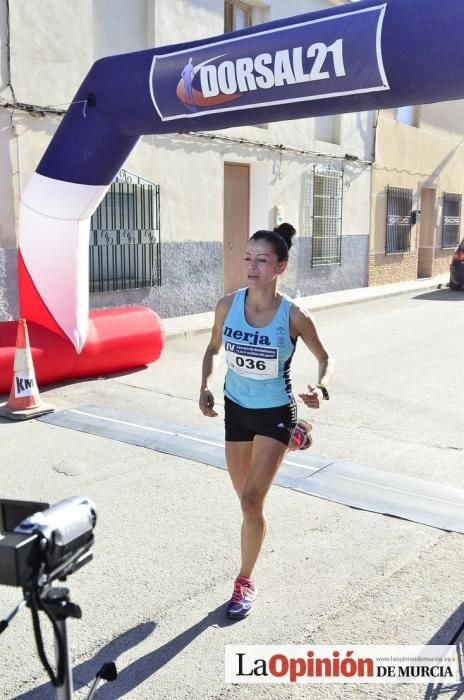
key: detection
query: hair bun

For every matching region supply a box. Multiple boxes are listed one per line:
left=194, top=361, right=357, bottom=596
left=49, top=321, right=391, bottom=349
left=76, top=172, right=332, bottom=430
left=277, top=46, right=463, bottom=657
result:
left=274, top=222, right=296, bottom=250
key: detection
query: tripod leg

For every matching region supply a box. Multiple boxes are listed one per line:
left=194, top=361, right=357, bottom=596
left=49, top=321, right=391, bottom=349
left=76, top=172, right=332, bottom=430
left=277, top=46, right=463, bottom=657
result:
left=86, top=676, right=101, bottom=700
left=54, top=618, right=73, bottom=700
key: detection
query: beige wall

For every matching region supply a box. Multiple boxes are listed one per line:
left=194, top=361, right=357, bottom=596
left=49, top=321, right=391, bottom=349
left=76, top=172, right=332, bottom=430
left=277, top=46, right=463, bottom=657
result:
left=421, top=101, right=464, bottom=139
left=9, top=1, right=93, bottom=107
left=93, top=0, right=151, bottom=60
left=369, top=105, right=464, bottom=285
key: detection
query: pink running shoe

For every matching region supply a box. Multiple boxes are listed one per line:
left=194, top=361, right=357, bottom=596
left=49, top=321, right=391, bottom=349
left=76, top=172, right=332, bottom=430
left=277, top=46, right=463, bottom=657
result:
left=289, top=419, right=313, bottom=451
left=226, top=576, right=257, bottom=619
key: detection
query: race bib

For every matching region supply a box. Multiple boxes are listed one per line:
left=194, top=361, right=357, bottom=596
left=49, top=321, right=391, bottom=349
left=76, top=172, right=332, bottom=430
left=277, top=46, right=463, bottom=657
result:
left=225, top=341, right=279, bottom=380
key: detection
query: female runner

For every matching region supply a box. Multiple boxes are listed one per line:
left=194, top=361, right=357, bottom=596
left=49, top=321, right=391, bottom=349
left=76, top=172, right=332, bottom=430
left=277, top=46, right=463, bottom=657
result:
left=199, top=223, right=334, bottom=620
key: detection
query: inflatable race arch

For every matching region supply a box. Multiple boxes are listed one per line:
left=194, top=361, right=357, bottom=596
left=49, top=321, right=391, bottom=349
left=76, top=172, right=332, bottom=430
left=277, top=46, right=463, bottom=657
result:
left=1, top=0, right=464, bottom=391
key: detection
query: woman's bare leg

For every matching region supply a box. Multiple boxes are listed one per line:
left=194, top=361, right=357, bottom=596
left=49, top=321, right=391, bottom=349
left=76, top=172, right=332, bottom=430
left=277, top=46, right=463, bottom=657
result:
left=238, top=436, right=288, bottom=579
left=225, top=440, right=254, bottom=497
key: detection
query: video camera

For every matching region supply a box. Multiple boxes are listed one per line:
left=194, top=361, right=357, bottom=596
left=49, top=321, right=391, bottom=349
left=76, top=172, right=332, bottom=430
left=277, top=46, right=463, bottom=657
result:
left=0, top=496, right=96, bottom=588
left=0, top=497, right=116, bottom=698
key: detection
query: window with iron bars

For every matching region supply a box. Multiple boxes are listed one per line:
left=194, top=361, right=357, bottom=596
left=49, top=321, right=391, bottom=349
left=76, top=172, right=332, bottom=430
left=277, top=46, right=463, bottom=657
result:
left=311, top=167, right=343, bottom=267
left=224, top=0, right=252, bottom=32
left=385, top=186, right=412, bottom=254
left=89, top=170, right=161, bottom=293
left=441, top=192, right=462, bottom=249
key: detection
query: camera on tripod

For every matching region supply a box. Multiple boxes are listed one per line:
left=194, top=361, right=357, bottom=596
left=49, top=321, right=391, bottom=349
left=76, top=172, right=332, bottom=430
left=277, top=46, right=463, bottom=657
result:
left=0, top=497, right=115, bottom=699
left=0, top=496, right=96, bottom=588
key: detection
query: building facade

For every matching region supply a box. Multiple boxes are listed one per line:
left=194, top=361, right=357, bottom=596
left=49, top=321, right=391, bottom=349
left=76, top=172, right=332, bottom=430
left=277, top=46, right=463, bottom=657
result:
left=370, top=102, right=464, bottom=285
left=1, top=0, right=375, bottom=321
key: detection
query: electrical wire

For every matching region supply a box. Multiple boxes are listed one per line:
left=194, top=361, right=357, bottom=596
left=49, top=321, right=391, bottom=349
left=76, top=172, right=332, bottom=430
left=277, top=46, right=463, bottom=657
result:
left=0, top=95, right=373, bottom=164
left=180, top=130, right=373, bottom=165
left=0, top=97, right=88, bottom=117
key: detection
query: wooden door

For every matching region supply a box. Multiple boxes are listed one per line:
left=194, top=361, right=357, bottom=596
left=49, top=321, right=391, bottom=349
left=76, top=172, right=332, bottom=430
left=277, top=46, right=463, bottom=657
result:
left=418, top=188, right=436, bottom=278
left=223, top=162, right=250, bottom=294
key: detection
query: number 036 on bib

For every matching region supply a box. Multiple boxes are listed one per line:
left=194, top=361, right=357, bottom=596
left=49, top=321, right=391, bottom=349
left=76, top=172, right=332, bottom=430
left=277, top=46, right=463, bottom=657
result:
left=225, top=341, right=279, bottom=380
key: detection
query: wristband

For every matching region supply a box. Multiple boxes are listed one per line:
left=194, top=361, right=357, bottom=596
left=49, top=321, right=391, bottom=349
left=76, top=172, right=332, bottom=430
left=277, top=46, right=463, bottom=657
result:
left=316, top=384, right=330, bottom=400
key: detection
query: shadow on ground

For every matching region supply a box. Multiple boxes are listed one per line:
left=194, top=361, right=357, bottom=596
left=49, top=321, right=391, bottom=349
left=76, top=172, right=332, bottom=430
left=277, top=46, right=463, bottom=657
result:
left=424, top=603, right=464, bottom=700
left=14, top=603, right=234, bottom=699
left=413, top=289, right=464, bottom=302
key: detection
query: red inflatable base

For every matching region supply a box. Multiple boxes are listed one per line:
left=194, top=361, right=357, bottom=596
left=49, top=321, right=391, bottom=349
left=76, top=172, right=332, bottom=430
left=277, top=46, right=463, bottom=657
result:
left=0, top=307, right=164, bottom=394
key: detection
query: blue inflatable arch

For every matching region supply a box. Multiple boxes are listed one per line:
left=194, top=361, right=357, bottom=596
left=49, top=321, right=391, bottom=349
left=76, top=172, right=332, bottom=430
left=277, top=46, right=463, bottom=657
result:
left=4, top=0, right=464, bottom=388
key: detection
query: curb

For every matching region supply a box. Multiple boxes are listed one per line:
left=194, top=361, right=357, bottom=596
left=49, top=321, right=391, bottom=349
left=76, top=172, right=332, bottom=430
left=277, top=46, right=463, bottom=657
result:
left=300, top=278, right=449, bottom=313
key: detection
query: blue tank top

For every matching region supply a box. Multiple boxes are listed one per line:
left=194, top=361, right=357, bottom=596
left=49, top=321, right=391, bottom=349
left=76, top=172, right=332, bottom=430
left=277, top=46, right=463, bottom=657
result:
left=222, top=288, right=296, bottom=409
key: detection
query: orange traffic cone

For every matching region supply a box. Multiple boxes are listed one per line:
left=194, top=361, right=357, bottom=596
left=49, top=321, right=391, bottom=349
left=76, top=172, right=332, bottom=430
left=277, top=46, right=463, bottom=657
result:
left=0, top=319, right=54, bottom=421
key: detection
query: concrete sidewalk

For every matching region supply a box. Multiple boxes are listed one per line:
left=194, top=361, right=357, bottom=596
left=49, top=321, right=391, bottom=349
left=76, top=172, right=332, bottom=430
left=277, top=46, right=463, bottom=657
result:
left=162, top=273, right=449, bottom=339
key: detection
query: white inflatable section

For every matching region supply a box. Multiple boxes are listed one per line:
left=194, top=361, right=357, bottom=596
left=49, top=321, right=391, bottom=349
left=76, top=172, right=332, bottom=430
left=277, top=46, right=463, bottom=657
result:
left=19, top=173, right=109, bottom=352
left=21, top=172, right=108, bottom=220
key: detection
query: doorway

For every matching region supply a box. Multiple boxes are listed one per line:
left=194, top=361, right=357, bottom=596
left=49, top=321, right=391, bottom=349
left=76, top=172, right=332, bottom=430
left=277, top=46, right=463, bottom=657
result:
left=418, top=188, right=437, bottom=278
left=223, top=162, right=250, bottom=293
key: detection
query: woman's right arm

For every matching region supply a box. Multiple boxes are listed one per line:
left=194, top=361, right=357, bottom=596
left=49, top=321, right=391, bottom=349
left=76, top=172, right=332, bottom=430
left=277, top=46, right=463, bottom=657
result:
left=199, top=295, right=231, bottom=417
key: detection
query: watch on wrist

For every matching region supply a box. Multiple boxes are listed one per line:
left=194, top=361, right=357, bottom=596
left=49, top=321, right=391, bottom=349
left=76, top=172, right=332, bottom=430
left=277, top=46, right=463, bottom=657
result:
left=316, top=384, right=330, bottom=401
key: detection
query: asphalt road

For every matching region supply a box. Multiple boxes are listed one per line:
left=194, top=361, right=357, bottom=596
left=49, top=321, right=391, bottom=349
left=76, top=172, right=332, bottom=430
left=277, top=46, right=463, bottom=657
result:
left=0, top=287, right=463, bottom=699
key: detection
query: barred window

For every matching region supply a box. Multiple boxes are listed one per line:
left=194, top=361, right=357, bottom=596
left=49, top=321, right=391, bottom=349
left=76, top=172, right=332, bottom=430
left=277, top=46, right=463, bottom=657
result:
left=225, top=0, right=252, bottom=32
left=442, top=192, right=461, bottom=248
left=385, top=186, right=412, bottom=254
left=311, top=167, right=343, bottom=266
left=89, top=170, right=161, bottom=292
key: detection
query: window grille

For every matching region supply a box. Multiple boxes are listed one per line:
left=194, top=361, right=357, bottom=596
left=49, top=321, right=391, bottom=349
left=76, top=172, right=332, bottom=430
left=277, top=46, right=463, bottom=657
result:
left=89, top=170, right=161, bottom=292
left=385, top=186, right=412, bottom=254
left=311, top=167, right=343, bottom=266
left=224, top=0, right=252, bottom=32
left=442, top=192, right=462, bottom=248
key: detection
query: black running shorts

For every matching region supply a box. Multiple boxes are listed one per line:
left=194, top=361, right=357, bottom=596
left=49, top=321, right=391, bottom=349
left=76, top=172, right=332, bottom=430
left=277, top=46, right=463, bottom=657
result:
left=224, top=396, right=297, bottom=446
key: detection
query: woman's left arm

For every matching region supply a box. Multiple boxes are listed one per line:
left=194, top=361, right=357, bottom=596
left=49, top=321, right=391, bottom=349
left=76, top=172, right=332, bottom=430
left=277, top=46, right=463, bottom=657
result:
left=291, top=304, right=335, bottom=409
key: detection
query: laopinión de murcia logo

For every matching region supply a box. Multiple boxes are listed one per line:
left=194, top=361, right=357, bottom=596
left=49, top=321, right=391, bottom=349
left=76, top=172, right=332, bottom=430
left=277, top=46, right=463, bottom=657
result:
left=225, top=645, right=458, bottom=684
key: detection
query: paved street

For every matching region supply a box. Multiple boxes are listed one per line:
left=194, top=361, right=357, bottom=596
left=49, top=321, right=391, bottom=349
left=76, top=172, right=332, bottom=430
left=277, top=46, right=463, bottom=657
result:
left=1, top=287, right=463, bottom=699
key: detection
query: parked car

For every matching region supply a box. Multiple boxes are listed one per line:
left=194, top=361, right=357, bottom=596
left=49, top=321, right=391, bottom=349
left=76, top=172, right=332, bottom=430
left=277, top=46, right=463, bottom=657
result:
left=450, top=239, right=464, bottom=290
